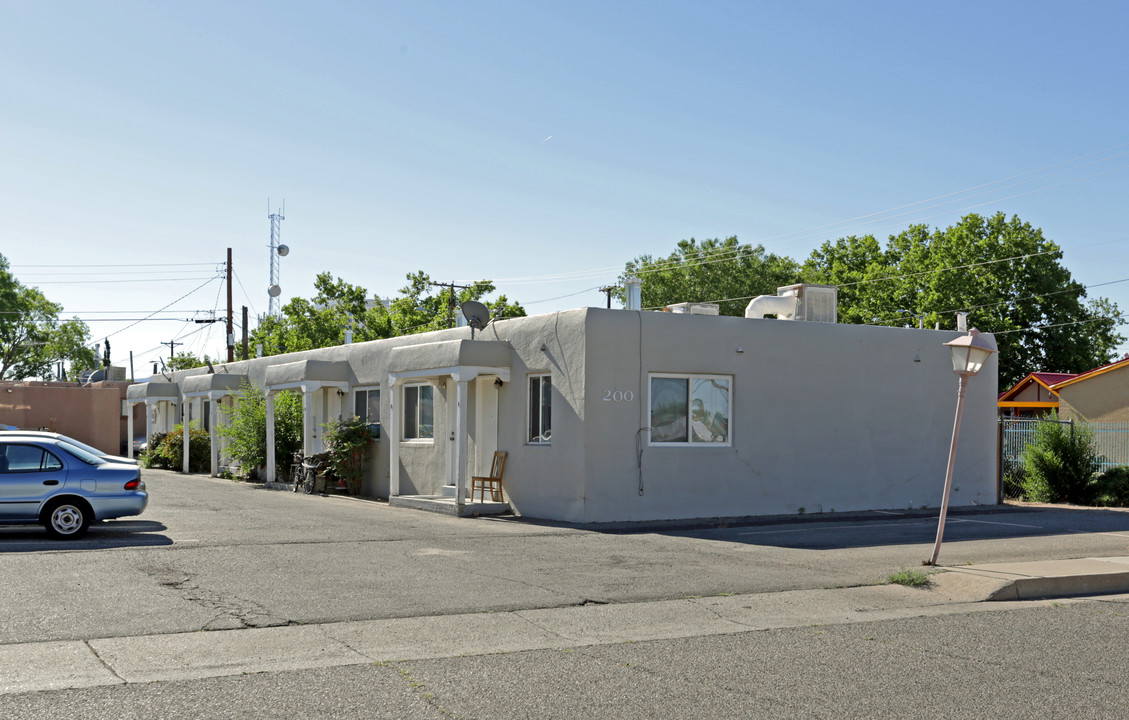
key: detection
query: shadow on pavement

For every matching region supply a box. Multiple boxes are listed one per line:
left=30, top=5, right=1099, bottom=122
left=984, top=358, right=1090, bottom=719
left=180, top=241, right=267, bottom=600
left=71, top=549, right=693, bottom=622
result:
left=0, top=519, right=172, bottom=552
left=507, top=505, right=1129, bottom=550
left=666, top=506, right=1129, bottom=549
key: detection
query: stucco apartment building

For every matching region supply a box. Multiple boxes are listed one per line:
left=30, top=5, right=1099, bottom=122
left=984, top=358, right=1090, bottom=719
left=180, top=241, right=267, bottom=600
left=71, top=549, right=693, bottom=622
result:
left=132, top=302, right=1000, bottom=524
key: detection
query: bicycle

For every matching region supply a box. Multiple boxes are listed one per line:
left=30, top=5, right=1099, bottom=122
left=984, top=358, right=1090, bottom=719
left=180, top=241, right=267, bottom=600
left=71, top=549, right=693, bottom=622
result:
left=294, top=453, right=332, bottom=495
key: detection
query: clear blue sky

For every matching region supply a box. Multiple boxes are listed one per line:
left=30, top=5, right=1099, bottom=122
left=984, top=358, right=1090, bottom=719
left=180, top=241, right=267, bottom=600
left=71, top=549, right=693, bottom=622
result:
left=3, top=1, right=1128, bottom=372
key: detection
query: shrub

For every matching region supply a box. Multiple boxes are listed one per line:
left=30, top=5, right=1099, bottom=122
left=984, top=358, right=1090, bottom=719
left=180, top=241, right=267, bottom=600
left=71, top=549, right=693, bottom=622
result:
left=323, top=416, right=374, bottom=495
left=139, top=431, right=170, bottom=469
left=218, top=380, right=303, bottom=480
left=1020, top=413, right=1102, bottom=504
left=1092, top=467, right=1129, bottom=507
left=143, top=425, right=210, bottom=473
left=1001, top=456, right=1026, bottom=501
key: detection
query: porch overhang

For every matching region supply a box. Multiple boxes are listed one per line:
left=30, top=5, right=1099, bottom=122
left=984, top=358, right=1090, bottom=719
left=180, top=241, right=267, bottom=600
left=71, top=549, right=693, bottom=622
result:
left=387, top=340, right=512, bottom=384
left=126, top=380, right=180, bottom=405
left=181, top=373, right=246, bottom=400
left=264, top=359, right=351, bottom=393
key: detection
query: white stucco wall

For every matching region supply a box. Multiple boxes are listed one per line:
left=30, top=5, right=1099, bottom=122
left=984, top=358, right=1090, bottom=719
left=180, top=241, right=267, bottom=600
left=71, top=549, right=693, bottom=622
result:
left=556, top=309, right=998, bottom=523
left=167, top=307, right=998, bottom=524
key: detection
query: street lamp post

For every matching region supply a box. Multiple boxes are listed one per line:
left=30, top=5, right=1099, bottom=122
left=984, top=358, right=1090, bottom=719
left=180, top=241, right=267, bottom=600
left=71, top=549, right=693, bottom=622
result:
left=925, top=328, right=998, bottom=566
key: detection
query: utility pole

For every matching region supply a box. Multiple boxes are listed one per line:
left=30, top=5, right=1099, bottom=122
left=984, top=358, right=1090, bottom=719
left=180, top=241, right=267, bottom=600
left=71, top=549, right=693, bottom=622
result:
left=242, top=306, right=249, bottom=360
left=161, top=339, right=183, bottom=361
left=226, top=247, right=235, bottom=362
left=429, top=281, right=473, bottom=328
left=599, top=285, right=617, bottom=309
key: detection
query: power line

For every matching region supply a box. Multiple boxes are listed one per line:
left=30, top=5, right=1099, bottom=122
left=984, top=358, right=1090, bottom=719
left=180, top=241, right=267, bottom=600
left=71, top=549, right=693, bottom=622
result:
left=992, top=314, right=1128, bottom=336
left=101, top=275, right=222, bottom=342
left=502, top=144, right=1129, bottom=289
left=29, top=276, right=220, bottom=285
left=10, top=262, right=217, bottom=268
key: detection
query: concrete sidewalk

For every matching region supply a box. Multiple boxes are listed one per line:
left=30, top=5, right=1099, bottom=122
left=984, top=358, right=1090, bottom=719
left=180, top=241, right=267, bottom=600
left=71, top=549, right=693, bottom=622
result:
left=5, top=556, right=1129, bottom=697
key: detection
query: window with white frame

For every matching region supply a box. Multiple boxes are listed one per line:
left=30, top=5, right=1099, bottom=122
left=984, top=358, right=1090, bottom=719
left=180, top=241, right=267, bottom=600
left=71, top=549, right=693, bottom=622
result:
left=528, top=374, right=551, bottom=443
left=354, top=386, right=381, bottom=438
left=649, top=374, right=731, bottom=445
left=402, top=383, right=434, bottom=440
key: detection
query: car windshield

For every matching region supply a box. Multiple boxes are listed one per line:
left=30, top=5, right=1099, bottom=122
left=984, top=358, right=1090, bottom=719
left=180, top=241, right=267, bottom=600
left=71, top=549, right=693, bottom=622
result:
left=55, top=440, right=106, bottom=465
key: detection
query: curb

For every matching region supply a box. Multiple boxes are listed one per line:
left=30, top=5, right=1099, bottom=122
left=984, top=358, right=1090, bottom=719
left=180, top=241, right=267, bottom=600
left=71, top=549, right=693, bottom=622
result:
left=944, top=557, right=1129, bottom=601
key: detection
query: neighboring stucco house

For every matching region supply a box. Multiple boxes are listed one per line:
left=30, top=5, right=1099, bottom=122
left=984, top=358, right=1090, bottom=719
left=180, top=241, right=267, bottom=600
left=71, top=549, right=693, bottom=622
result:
left=1052, top=357, right=1129, bottom=422
left=997, top=372, right=1076, bottom=418
left=997, top=357, right=1129, bottom=423
left=132, top=301, right=999, bottom=524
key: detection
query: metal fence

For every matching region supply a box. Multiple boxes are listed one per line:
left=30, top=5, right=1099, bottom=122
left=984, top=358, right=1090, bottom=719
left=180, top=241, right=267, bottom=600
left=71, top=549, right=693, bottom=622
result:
left=1000, top=418, right=1129, bottom=472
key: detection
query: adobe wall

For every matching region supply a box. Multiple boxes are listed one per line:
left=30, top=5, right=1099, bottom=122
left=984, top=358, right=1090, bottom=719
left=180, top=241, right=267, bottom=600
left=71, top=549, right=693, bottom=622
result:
left=0, top=383, right=123, bottom=454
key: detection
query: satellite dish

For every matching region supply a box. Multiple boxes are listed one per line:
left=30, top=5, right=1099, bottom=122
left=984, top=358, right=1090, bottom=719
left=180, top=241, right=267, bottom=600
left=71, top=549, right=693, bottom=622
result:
left=460, top=300, right=490, bottom=330
left=276, top=244, right=289, bottom=257
left=268, top=285, right=281, bottom=298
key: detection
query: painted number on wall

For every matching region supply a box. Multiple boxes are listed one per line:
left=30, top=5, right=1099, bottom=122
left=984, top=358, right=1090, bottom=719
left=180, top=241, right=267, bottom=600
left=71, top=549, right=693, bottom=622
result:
left=603, top=390, right=635, bottom=402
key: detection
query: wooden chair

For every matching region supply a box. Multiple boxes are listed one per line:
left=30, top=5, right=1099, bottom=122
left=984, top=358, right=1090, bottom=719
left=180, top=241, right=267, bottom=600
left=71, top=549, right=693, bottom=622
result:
left=471, top=451, right=507, bottom=502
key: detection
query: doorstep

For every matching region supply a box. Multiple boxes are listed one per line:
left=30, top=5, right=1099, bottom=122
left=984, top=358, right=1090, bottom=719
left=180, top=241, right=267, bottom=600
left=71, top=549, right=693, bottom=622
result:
left=388, top=494, right=512, bottom=518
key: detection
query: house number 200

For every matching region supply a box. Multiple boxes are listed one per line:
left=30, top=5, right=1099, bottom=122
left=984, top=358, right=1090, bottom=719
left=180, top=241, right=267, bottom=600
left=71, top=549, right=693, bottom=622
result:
left=603, top=390, right=634, bottom=402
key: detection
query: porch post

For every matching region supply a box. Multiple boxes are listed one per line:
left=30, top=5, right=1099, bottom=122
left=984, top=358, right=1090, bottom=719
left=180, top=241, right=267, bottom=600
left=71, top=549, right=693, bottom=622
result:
left=209, top=394, right=219, bottom=476
left=302, top=388, right=316, bottom=456
left=144, top=401, right=153, bottom=451
left=454, top=376, right=469, bottom=505
left=265, top=391, right=276, bottom=484
left=126, top=404, right=135, bottom=459
left=182, top=397, right=190, bottom=473
left=388, top=375, right=399, bottom=496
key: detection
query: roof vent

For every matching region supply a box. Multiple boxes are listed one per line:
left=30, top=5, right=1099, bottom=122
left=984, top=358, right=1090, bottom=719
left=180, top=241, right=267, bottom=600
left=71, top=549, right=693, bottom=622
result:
left=664, top=302, right=719, bottom=316
left=624, top=277, right=642, bottom=311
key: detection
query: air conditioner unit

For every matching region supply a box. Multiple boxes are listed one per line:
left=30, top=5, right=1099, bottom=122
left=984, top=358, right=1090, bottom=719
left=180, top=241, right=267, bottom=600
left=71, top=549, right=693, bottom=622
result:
left=775, top=284, right=838, bottom=323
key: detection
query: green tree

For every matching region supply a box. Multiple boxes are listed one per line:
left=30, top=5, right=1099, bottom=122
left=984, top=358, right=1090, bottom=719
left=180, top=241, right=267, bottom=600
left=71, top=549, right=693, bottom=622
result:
left=251, top=271, right=525, bottom=356
left=167, top=352, right=210, bottom=371
left=619, top=237, right=800, bottom=316
left=0, top=253, right=94, bottom=380
left=217, top=380, right=303, bottom=479
left=801, top=213, right=1125, bottom=387
left=385, top=271, right=525, bottom=336
left=42, top=320, right=96, bottom=380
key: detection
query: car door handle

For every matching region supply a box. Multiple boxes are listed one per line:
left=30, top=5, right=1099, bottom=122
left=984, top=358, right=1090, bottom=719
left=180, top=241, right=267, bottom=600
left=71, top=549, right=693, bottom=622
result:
left=42, top=480, right=59, bottom=486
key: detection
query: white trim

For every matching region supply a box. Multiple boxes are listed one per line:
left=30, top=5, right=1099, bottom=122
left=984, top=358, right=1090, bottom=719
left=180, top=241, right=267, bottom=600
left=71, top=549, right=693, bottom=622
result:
left=527, top=373, right=552, bottom=445
left=401, top=382, right=435, bottom=442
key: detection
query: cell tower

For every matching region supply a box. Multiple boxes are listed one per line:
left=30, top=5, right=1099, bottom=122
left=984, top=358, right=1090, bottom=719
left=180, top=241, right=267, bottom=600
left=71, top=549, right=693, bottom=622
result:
left=267, top=200, right=288, bottom=317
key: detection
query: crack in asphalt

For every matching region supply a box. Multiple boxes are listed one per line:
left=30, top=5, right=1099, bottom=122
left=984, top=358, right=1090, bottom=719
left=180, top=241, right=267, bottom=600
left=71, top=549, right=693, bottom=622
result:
left=142, top=564, right=287, bottom=630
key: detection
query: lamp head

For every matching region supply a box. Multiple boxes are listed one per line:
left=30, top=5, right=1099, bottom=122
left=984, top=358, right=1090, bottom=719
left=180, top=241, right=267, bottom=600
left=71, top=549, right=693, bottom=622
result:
left=944, top=328, right=997, bottom=376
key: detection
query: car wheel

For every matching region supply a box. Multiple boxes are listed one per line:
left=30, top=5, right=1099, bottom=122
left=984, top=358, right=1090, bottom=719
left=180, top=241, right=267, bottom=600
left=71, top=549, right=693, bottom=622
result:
left=43, top=500, right=91, bottom=539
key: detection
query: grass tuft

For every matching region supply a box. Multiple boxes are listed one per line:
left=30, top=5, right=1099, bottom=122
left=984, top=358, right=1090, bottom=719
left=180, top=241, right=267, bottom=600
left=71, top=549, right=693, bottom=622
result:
left=886, top=568, right=934, bottom=589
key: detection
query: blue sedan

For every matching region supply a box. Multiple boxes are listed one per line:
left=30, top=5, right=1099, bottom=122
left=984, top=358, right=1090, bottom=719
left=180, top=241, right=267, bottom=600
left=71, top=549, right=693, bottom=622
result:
left=0, top=436, right=148, bottom=539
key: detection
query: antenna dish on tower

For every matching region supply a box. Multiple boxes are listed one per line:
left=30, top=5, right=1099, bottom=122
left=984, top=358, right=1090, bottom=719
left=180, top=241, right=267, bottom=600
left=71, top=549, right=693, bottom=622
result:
left=277, top=244, right=289, bottom=257
left=460, top=301, right=490, bottom=331
left=268, top=284, right=281, bottom=298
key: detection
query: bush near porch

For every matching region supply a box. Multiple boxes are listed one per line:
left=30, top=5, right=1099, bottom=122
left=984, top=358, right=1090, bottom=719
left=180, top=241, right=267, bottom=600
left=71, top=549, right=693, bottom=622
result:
left=322, top=416, right=374, bottom=495
left=218, top=380, right=303, bottom=480
left=140, top=424, right=211, bottom=473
